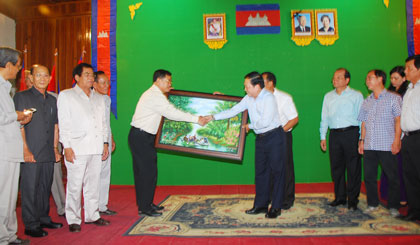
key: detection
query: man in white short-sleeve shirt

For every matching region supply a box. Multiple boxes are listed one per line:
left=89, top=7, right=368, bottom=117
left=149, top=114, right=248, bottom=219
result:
left=262, top=72, right=299, bottom=210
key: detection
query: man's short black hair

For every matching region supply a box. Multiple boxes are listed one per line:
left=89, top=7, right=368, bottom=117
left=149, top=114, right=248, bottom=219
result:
left=371, top=69, right=387, bottom=85
left=405, top=55, right=420, bottom=69
left=262, top=71, right=276, bottom=86
left=336, top=67, right=351, bottom=80
left=94, top=70, right=106, bottom=82
left=244, top=71, right=264, bottom=89
left=0, top=47, right=21, bottom=68
left=153, top=69, right=171, bottom=82
left=72, top=63, right=93, bottom=80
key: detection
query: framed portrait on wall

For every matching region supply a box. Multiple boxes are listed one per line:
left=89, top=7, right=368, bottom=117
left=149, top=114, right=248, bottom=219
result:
left=155, top=90, right=248, bottom=161
left=291, top=10, right=314, bottom=46
left=315, top=9, right=339, bottom=45
left=316, top=10, right=337, bottom=35
left=204, top=14, right=225, bottom=40
left=292, top=11, right=313, bottom=36
left=203, top=13, right=228, bottom=49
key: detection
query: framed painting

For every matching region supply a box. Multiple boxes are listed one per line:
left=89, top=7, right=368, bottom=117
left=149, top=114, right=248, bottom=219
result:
left=155, top=90, right=248, bottom=161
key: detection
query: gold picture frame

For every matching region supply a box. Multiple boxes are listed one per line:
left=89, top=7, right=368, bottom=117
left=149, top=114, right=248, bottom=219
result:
left=291, top=10, right=314, bottom=46
left=203, top=13, right=228, bottom=50
left=315, top=9, right=339, bottom=46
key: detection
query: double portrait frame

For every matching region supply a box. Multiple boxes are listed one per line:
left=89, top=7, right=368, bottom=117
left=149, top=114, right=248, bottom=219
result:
left=291, top=9, right=338, bottom=46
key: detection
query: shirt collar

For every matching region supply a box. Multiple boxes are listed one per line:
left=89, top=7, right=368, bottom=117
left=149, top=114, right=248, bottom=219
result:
left=369, top=88, right=387, bottom=99
left=335, top=86, right=350, bottom=95
left=256, top=88, right=268, bottom=99
left=74, top=84, right=93, bottom=98
left=0, top=74, right=12, bottom=92
left=409, top=81, right=420, bottom=89
left=29, top=86, right=49, bottom=98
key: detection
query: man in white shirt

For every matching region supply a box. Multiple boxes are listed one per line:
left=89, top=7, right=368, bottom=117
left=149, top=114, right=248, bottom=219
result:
left=93, top=71, right=116, bottom=216
left=57, top=63, right=110, bottom=232
left=262, top=72, right=299, bottom=210
left=399, top=55, right=420, bottom=221
left=129, top=69, right=206, bottom=217
left=0, top=47, right=32, bottom=245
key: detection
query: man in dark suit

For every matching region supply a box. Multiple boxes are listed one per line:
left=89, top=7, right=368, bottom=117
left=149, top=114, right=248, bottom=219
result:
left=13, top=65, right=63, bottom=238
left=295, top=15, right=311, bottom=32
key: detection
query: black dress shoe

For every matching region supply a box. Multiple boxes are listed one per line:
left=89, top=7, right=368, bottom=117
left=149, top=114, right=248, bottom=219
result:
left=245, top=206, right=268, bottom=215
left=139, top=209, right=162, bottom=217
left=328, top=199, right=347, bottom=207
left=281, top=204, right=292, bottom=210
left=151, top=203, right=164, bottom=211
left=100, top=209, right=117, bottom=215
left=85, top=218, right=110, bottom=226
left=348, top=204, right=358, bottom=211
left=41, top=221, right=63, bottom=229
left=9, top=237, right=30, bottom=244
left=69, top=224, right=81, bottom=232
left=24, top=227, right=48, bottom=237
left=265, top=208, right=281, bottom=218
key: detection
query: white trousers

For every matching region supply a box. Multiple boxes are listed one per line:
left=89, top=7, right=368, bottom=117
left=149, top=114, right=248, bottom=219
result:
left=51, top=162, right=66, bottom=215
left=0, top=161, right=19, bottom=244
left=64, top=154, right=101, bottom=225
left=99, top=143, right=112, bottom=212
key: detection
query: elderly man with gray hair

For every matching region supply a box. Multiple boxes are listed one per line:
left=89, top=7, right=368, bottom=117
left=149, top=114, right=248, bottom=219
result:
left=0, top=47, right=32, bottom=245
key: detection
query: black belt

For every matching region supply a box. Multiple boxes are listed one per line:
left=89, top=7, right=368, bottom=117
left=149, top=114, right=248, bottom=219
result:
left=404, top=129, right=420, bottom=137
left=330, top=126, right=358, bottom=132
left=132, top=126, right=154, bottom=136
left=257, top=127, right=280, bottom=138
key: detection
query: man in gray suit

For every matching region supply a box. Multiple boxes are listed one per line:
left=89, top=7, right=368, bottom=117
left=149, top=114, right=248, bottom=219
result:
left=0, top=47, right=32, bottom=245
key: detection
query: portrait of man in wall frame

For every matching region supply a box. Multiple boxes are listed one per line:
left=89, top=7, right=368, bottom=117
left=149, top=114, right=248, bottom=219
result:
left=204, top=14, right=226, bottom=41
left=291, top=10, right=315, bottom=46
left=203, top=13, right=228, bottom=49
left=291, top=10, right=314, bottom=37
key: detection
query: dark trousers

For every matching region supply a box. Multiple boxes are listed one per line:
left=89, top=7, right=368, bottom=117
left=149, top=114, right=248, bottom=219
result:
left=20, top=161, right=54, bottom=230
left=254, top=127, right=286, bottom=209
left=128, top=127, right=157, bottom=212
left=329, top=127, right=361, bottom=205
left=401, top=133, right=420, bottom=217
left=379, top=153, right=407, bottom=202
left=364, top=150, right=400, bottom=209
left=282, top=131, right=295, bottom=208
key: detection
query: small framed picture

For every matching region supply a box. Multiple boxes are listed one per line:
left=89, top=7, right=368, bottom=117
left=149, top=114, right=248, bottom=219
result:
left=204, top=14, right=226, bottom=41
left=315, top=9, right=338, bottom=36
left=291, top=10, right=314, bottom=37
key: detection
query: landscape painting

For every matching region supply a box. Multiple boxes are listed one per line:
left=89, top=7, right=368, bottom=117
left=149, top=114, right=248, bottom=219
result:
left=155, top=90, right=248, bottom=161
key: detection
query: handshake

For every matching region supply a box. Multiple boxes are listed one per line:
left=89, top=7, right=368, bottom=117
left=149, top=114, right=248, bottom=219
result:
left=198, top=115, right=214, bottom=126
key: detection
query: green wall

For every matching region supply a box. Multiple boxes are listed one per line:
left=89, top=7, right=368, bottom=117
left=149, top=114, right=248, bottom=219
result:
left=111, top=0, right=407, bottom=185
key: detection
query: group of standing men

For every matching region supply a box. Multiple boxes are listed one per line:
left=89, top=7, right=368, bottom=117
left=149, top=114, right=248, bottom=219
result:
left=0, top=47, right=117, bottom=245
left=320, top=56, right=420, bottom=221
left=129, top=69, right=298, bottom=219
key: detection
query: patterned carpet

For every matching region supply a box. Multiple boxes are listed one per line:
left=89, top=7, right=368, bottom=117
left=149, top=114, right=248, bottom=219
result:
left=125, top=193, right=420, bottom=237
